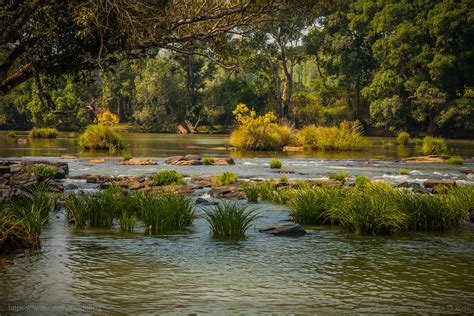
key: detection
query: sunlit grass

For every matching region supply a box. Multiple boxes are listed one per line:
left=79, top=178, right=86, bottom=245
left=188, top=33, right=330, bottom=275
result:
left=203, top=202, right=258, bottom=237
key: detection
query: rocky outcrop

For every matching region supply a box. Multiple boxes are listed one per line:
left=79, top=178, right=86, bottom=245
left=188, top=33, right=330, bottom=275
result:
left=210, top=185, right=245, bottom=199
left=401, top=155, right=448, bottom=164
left=423, top=179, right=456, bottom=189
left=165, top=155, right=235, bottom=166
left=120, top=159, right=157, bottom=165
left=259, top=224, right=306, bottom=236
left=461, top=169, right=474, bottom=175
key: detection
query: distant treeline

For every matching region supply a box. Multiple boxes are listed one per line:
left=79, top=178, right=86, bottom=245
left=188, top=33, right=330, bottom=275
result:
left=0, top=0, right=472, bottom=137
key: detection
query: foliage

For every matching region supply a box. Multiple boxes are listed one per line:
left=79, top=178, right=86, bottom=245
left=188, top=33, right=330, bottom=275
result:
left=242, top=183, right=259, bottom=203
left=399, top=168, right=409, bottom=176
left=421, top=137, right=447, bottom=155
left=397, top=132, right=410, bottom=145
left=24, top=164, right=57, bottom=181
left=79, top=124, right=126, bottom=152
left=216, top=172, right=238, bottom=186
left=296, top=121, right=370, bottom=151
left=445, top=156, right=463, bottom=165
left=203, top=202, right=258, bottom=237
left=328, top=183, right=408, bottom=235
left=444, top=186, right=474, bottom=221
left=354, top=175, right=370, bottom=190
left=288, top=187, right=332, bottom=225
left=203, top=157, right=215, bottom=165
left=269, top=159, right=282, bottom=169
left=29, top=128, right=58, bottom=138
left=96, top=110, right=120, bottom=126
left=329, top=172, right=349, bottom=184
left=230, top=104, right=294, bottom=150
left=123, top=152, right=132, bottom=161
left=153, top=170, right=184, bottom=186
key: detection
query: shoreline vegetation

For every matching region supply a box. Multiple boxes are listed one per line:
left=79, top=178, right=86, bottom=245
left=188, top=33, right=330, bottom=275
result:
left=1, top=158, right=472, bottom=254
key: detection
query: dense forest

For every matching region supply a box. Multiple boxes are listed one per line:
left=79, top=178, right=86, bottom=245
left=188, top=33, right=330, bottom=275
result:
left=1, top=0, right=472, bottom=137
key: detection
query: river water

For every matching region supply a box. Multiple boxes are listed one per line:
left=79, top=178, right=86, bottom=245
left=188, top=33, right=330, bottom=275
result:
left=0, top=132, right=473, bottom=314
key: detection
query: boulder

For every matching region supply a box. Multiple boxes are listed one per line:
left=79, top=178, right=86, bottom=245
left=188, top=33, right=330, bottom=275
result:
left=9, top=173, right=38, bottom=186
left=423, top=179, right=456, bottom=189
left=259, top=224, right=306, bottom=236
left=184, top=154, right=202, bottom=161
left=210, top=185, right=245, bottom=199
left=401, top=155, right=448, bottom=164
left=461, top=169, right=474, bottom=175
left=164, top=156, right=185, bottom=164
left=196, top=197, right=218, bottom=205
left=0, top=166, right=11, bottom=174
left=213, top=158, right=235, bottom=165
left=397, top=182, right=432, bottom=194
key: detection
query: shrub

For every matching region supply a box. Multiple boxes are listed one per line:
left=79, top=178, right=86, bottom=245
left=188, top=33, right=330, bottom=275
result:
left=6, top=131, right=16, bottom=138
left=399, top=168, right=409, bottom=175
left=96, top=109, right=119, bottom=126
left=329, top=172, right=349, bottom=184
left=24, top=164, right=57, bottom=181
left=328, top=183, right=408, bottom=235
left=28, top=128, right=58, bottom=138
left=203, top=157, right=215, bottom=165
left=242, top=183, right=259, bottom=202
left=153, top=170, right=184, bottom=186
left=269, top=159, right=282, bottom=169
left=123, top=152, right=132, bottom=161
left=397, top=132, right=410, bottom=145
left=216, top=172, right=237, bottom=186
left=203, top=202, right=258, bottom=237
left=296, top=121, right=370, bottom=151
left=79, top=124, right=126, bottom=152
left=229, top=103, right=294, bottom=150
left=446, top=156, right=463, bottom=165
left=421, top=136, right=447, bottom=155
left=415, top=139, right=423, bottom=147
left=354, top=175, right=370, bottom=190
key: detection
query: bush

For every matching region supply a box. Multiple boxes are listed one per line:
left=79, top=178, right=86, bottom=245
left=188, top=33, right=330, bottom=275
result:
left=216, top=172, right=237, bottom=186
left=153, top=170, right=184, bottom=186
left=296, top=121, right=370, bottom=151
left=399, top=168, right=409, bottom=175
left=6, top=131, right=16, bottom=138
left=329, top=172, right=349, bottom=184
left=28, top=128, right=58, bottom=138
left=24, top=164, right=57, bottom=181
left=328, top=183, right=408, bottom=235
left=269, top=159, right=282, bottom=169
left=421, top=136, right=447, bottom=155
left=203, top=157, right=215, bottom=165
left=123, top=152, right=132, bottom=161
left=397, top=132, right=410, bottom=145
left=96, top=109, right=120, bottom=126
left=229, top=103, right=294, bottom=150
left=79, top=124, right=126, bottom=152
left=446, top=156, right=463, bottom=165
left=203, top=202, right=258, bottom=237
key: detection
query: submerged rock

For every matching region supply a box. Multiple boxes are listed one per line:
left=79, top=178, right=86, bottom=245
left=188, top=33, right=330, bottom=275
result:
left=120, top=159, right=157, bottom=165
left=195, top=197, right=218, bottom=205
left=259, top=224, right=306, bottom=236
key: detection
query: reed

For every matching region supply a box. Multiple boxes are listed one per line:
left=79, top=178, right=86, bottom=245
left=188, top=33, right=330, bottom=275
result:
left=203, top=202, right=258, bottom=237
left=354, top=175, right=370, bottom=190
left=242, top=182, right=259, bottom=202
left=288, top=187, right=330, bottom=225
left=443, top=186, right=473, bottom=221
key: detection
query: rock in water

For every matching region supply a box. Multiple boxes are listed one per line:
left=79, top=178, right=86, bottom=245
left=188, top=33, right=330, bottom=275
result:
left=423, top=179, right=456, bottom=189
left=259, top=224, right=306, bottom=236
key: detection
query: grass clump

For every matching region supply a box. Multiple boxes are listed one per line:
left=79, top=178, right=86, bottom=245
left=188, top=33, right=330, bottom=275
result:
left=354, top=175, right=370, bottom=190
left=397, top=132, right=410, bottom=145
left=421, top=136, right=447, bottom=155
left=399, top=168, right=409, bottom=175
left=328, top=183, right=408, bottom=235
left=203, top=157, right=215, bottom=165
left=153, top=170, right=184, bottom=186
left=443, top=186, right=474, bottom=221
left=269, top=159, right=282, bottom=169
left=203, top=202, right=258, bottom=237
left=6, top=131, right=16, bottom=138
left=242, top=182, right=259, bottom=203
left=288, top=187, right=330, bottom=225
left=1, top=184, right=56, bottom=253
left=296, top=121, right=370, bottom=151
left=329, top=172, right=349, bottom=184
left=445, top=156, right=463, bottom=165
left=139, top=193, right=195, bottom=233
left=216, top=172, right=237, bottom=186
left=29, top=127, right=58, bottom=138
left=123, top=152, right=132, bottom=161
left=79, top=124, right=126, bottom=152
left=24, top=164, right=57, bottom=181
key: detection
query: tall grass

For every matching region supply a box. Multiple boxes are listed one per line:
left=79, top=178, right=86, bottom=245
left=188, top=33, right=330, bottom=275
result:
left=443, top=186, right=474, bottom=221
left=230, top=123, right=294, bottom=151
left=24, top=164, right=57, bottom=181
left=242, top=182, right=259, bottom=202
left=288, top=187, right=330, bottom=225
left=216, top=172, right=237, bottom=186
left=79, top=124, right=126, bottom=152
left=269, top=159, right=282, bottom=169
left=203, top=202, right=258, bottom=237
left=29, top=127, right=58, bottom=138
left=328, top=183, right=408, bottom=235
left=296, top=121, right=370, bottom=151
left=329, top=172, right=349, bottom=184
left=445, top=156, right=463, bottom=165
left=153, top=170, right=184, bottom=186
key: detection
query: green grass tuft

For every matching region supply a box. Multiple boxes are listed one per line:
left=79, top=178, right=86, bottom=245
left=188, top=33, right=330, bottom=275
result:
left=269, top=159, right=282, bottom=169
left=445, top=156, right=463, bottom=165
left=216, top=172, right=237, bottom=186
left=329, top=172, right=349, bottom=184
left=399, top=168, right=409, bottom=175
left=153, top=170, right=184, bottom=186
left=29, top=128, right=58, bottom=138
left=203, top=202, right=258, bottom=237
left=24, top=164, right=57, bottom=181
left=203, top=157, right=215, bottom=165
